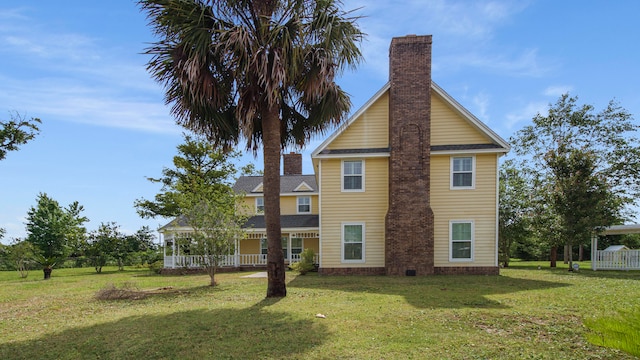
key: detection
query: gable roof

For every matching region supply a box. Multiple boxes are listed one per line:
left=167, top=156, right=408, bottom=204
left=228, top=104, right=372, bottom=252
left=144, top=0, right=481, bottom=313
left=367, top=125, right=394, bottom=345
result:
left=312, top=81, right=510, bottom=157
left=233, top=174, right=318, bottom=195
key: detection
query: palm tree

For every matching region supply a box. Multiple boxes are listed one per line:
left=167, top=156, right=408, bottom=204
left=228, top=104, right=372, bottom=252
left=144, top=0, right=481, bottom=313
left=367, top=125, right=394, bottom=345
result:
left=139, top=0, right=363, bottom=297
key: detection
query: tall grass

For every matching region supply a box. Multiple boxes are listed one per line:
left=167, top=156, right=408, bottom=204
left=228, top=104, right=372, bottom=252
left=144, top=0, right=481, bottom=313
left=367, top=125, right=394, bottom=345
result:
left=585, top=309, right=640, bottom=357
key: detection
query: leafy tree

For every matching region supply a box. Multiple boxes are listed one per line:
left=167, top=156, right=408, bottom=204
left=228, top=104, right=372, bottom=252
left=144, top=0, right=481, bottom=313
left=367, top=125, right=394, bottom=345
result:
left=0, top=111, right=41, bottom=161
left=140, top=0, right=364, bottom=297
left=86, top=222, right=119, bottom=273
left=5, top=239, right=37, bottom=278
left=546, top=147, right=618, bottom=269
left=135, top=134, right=239, bottom=219
left=138, top=134, right=245, bottom=285
left=179, top=187, right=247, bottom=286
left=25, top=193, right=88, bottom=279
left=498, top=161, right=532, bottom=267
left=124, top=226, right=159, bottom=266
left=511, top=94, right=639, bottom=266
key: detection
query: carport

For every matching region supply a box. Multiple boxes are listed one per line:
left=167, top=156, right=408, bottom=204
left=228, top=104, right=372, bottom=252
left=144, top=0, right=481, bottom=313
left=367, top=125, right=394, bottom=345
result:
left=591, top=224, right=640, bottom=270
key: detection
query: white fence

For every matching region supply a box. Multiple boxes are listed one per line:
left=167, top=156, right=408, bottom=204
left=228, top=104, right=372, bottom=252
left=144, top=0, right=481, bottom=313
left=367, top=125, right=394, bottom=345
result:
left=164, top=253, right=315, bottom=269
left=593, top=250, right=640, bottom=270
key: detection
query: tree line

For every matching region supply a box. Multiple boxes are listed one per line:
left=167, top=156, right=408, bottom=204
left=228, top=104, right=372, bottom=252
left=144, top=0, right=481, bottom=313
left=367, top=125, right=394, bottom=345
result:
left=0, top=193, right=159, bottom=279
left=499, top=94, right=640, bottom=269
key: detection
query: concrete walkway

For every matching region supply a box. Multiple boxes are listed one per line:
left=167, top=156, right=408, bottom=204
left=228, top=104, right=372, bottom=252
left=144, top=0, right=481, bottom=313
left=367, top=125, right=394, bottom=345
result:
left=240, top=272, right=267, bottom=278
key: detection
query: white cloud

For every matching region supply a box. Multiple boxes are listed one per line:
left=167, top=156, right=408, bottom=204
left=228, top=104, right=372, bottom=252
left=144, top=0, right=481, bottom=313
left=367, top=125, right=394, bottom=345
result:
left=505, top=101, right=547, bottom=130
left=544, top=85, right=573, bottom=97
left=0, top=6, right=178, bottom=134
left=472, top=91, right=491, bottom=123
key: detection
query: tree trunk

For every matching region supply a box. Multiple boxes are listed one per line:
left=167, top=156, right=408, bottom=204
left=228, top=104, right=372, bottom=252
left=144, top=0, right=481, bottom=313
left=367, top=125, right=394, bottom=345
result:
left=579, top=244, right=584, bottom=261
left=208, top=265, right=217, bottom=287
left=43, top=267, right=52, bottom=280
left=550, top=246, right=557, bottom=268
left=563, top=245, right=569, bottom=264
left=568, top=244, right=574, bottom=271
left=263, top=106, right=286, bottom=298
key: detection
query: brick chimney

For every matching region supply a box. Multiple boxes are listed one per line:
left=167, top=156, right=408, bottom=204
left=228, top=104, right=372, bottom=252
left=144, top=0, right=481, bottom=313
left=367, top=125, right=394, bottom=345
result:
left=385, top=35, right=435, bottom=275
left=283, top=152, right=302, bottom=175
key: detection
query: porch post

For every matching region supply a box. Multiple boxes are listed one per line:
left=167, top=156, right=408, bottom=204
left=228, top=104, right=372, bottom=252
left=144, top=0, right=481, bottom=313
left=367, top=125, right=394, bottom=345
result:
left=172, top=233, right=176, bottom=269
left=235, top=236, right=239, bottom=267
left=591, top=234, right=598, bottom=271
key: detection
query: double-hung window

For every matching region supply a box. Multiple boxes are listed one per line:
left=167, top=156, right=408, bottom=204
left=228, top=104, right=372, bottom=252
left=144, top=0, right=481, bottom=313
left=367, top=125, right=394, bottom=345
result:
left=255, top=197, right=264, bottom=214
left=342, top=223, right=365, bottom=262
left=450, top=220, right=473, bottom=261
left=342, top=160, right=364, bottom=191
left=297, top=196, right=311, bottom=213
left=451, top=156, right=475, bottom=189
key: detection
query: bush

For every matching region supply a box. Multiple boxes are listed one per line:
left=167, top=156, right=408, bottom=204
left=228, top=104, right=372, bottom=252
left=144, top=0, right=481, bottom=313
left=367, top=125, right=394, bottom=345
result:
left=148, top=260, right=164, bottom=274
left=291, top=248, right=316, bottom=275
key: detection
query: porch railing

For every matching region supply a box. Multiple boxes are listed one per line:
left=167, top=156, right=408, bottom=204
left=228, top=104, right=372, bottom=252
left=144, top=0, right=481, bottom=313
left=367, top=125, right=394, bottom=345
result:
left=593, top=249, right=640, bottom=270
left=164, top=253, right=317, bottom=268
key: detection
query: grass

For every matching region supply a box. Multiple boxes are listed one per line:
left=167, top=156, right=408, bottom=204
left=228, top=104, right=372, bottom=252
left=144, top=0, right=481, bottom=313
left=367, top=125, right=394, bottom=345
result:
left=0, top=261, right=638, bottom=359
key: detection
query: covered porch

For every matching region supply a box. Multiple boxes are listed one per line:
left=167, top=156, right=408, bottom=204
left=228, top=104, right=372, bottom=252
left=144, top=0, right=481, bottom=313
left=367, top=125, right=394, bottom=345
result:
left=159, top=215, right=320, bottom=269
left=591, top=224, right=640, bottom=271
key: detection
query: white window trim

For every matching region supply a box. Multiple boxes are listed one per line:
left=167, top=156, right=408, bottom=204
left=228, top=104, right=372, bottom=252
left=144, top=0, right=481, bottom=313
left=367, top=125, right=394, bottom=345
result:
left=255, top=197, right=264, bottom=214
left=297, top=196, right=311, bottom=214
left=450, top=155, right=476, bottom=190
left=341, top=222, right=365, bottom=263
left=449, top=220, right=474, bottom=262
left=341, top=159, right=365, bottom=192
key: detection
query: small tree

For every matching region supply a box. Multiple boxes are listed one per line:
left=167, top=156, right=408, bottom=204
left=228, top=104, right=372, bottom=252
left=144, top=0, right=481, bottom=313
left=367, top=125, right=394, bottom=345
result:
left=6, top=239, right=36, bottom=278
left=180, top=187, right=247, bottom=286
left=86, top=223, right=119, bottom=273
left=25, top=193, right=88, bottom=279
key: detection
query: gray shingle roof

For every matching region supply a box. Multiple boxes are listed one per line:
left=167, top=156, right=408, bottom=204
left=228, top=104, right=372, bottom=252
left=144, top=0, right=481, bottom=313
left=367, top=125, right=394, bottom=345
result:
left=233, top=174, right=317, bottom=194
left=159, top=214, right=319, bottom=231
left=243, top=215, right=319, bottom=229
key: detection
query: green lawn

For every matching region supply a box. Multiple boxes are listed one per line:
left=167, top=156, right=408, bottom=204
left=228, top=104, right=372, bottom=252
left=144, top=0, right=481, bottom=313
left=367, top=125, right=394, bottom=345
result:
left=0, top=261, right=638, bottom=359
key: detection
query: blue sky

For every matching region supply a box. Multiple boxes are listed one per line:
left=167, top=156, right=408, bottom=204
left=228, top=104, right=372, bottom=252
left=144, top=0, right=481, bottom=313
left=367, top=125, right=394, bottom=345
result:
left=1, top=0, right=640, bottom=243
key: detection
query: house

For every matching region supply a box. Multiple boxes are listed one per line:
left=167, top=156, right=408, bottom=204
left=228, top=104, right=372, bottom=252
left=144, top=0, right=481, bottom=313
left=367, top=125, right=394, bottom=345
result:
left=159, top=34, right=510, bottom=275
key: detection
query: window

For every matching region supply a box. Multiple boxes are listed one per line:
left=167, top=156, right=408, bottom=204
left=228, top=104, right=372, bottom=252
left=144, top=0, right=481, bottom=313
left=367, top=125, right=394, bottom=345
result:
left=342, top=223, right=364, bottom=262
left=255, top=197, right=264, bottom=214
left=342, top=160, right=364, bottom=191
left=281, top=237, right=288, bottom=259
left=450, top=221, right=473, bottom=261
left=297, top=196, right=311, bottom=213
left=260, top=238, right=268, bottom=255
left=261, top=237, right=290, bottom=259
left=451, top=156, right=474, bottom=189
left=291, top=237, right=303, bottom=256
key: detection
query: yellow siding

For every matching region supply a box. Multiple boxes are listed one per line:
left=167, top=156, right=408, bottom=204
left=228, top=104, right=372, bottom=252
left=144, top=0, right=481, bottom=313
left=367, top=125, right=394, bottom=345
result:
left=302, top=238, right=319, bottom=254
left=280, top=195, right=319, bottom=215
left=319, top=157, right=388, bottom=268
left=430, top=153, right=498, bottom=267
left=327, top=92, right=389, bottom=150
left=431, top=92, right=490, bottom=146
left=239, top=196, right=259, bottom=216
left=239, top=194, right=318, bottom=216
left=280, top=196, right=297, bottom=214
left=240, top=239, right=260, bottom=254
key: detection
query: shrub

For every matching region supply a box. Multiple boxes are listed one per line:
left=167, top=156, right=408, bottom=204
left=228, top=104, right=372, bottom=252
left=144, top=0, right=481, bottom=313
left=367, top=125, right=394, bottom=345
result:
left=291, top=248, right=316, bottom=275
left=148, top=260, right=164, bottom=274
